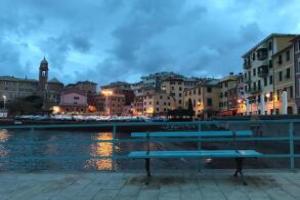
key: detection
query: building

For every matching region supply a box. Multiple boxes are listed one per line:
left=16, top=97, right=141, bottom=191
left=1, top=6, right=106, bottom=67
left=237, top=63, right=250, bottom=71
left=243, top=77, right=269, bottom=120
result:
left=218, top=73, right=240, bottom=116
left=291, top=36, right=300, bottom=114
left=101, top=90, right=125, bottom=116
left=184, top=80, right=220, bottom=119
left=59, top=89, right=88, bottom=113
left=141, top=72, right=184, bottom=90
left=242, top=33, right=298, bottom=115
left=0, top=58, right=63, bottom=109
left=161, top=77, right=185, bottom=109
left=272, top=44, right=297, bottom=114
left=101, top=81, right=134, bottom=106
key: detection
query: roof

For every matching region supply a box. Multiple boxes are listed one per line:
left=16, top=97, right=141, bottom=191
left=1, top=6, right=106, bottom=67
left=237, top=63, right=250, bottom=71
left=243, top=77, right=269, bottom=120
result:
left=242, top=33, right=299, bottom=58
left=61, top=89, right=87, bottom=96
left=48, top=78, right=63, bottom=84
left=41, top=57, right=48, bottom=64
left=0, top=76, right=38, bottom=83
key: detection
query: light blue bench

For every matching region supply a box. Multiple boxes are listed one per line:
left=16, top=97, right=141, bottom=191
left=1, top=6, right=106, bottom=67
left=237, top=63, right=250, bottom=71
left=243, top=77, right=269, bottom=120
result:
left=128, top=130, right=262, bottom=185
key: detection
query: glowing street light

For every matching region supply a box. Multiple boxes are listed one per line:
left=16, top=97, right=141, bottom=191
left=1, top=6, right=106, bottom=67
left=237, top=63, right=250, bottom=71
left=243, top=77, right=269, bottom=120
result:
left=101, top=90, right=113, bottom=96
left=265, top=93, right=270, bottom=98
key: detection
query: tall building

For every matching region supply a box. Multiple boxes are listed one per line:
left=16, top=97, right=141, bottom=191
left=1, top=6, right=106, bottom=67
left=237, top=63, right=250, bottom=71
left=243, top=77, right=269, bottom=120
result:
left=161, top=77, right=185, bottom=109
left=38, top=57, right=49, bottom=92
left=273, top=45, right=297, bottom=114
left=291, top=36, right=300, bottom=113
left=219, top=73, right=240, bottom=116
left=242, top=33, right=298, bottom=115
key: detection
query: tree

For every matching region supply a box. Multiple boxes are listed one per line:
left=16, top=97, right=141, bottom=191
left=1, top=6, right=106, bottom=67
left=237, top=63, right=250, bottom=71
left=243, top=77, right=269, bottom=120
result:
left=8, top=95, right=44, bottom=116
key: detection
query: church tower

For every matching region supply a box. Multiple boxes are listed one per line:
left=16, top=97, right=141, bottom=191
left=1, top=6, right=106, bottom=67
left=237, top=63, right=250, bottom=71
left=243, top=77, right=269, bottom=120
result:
left=39, top=57, right=48, bottom=91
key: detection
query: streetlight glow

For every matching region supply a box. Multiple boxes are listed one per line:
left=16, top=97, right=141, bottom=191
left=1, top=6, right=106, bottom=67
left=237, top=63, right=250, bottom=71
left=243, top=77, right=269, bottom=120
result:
left=101, top=90, right=113, bottom=96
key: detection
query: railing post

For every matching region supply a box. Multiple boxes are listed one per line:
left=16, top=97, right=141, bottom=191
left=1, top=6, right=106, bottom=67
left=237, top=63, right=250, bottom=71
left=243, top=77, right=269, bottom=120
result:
left=289, top=122, right=295, bottom=170
left=112, top=124, right=117, bottom=171
left=198, top=122, right=202, bottom=172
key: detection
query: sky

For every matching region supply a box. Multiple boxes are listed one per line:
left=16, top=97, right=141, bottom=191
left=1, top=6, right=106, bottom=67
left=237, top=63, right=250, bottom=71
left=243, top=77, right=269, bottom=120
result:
left=1, top=0, right=300, bottom=85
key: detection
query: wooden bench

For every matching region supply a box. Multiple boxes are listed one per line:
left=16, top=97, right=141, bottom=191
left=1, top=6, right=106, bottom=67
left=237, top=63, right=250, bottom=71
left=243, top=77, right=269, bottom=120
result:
left=128, top=130, right=262, bottom=185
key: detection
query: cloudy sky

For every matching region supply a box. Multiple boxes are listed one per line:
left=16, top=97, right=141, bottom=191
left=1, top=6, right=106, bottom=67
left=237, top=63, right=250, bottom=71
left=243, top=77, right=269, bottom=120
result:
left=1, top=0, right=300, bottom=85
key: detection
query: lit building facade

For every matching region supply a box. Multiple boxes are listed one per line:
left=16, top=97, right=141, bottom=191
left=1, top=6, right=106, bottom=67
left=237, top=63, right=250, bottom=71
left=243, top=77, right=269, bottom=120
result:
left=292, top=36, right=300, bottom=113
left=161, top=77, right=184, bottom=109
left=59, top=90, right=88, bottom=113
left=219, top=73, right=239, bottom=116
left=242, top=34, right=298, bottom=115
left=184, top=80, right=220, bottom=119
left=273, top=45, right=297, bottom=114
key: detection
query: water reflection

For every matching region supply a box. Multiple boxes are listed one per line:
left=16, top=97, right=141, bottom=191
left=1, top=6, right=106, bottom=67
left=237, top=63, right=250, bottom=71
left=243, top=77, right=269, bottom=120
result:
left=86, top=132, right=113, bottom=170
left=0, top=129, right=9, bottom=157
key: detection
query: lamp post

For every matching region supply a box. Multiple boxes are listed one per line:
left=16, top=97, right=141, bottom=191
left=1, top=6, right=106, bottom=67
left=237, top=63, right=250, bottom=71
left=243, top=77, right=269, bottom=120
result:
left=2, top=95, right=6, bottom=110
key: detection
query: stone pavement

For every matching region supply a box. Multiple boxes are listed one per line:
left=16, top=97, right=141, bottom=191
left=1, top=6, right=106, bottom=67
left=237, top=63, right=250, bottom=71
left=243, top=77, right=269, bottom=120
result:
left=1, top=170, right=300, bottom=200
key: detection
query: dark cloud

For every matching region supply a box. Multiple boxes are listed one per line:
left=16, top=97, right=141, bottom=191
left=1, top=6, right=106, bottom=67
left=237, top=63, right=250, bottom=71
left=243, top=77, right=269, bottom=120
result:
left=0, top=0, right=300, bottom=85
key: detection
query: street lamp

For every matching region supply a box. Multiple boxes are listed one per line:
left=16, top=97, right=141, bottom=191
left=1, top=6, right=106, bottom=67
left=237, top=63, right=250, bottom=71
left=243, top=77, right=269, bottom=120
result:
left=2, top=95, right=7, bottom=110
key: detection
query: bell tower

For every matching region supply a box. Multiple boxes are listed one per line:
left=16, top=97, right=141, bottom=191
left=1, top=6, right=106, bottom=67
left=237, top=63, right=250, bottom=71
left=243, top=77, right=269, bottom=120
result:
left=39, top=57, right=48, bottom=91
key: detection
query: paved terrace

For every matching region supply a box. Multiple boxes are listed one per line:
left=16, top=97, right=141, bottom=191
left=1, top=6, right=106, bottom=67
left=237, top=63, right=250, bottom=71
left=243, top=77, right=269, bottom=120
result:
left=1, top=170, right=300, bottom=200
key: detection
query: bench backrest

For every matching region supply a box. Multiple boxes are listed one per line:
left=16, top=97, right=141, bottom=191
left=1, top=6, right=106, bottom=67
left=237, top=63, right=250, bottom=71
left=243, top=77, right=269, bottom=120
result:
left=131, top=130, right=252, bottom=138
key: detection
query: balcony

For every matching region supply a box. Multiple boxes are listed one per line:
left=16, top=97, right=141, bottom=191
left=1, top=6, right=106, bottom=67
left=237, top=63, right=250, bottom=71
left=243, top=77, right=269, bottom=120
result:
left=243, top=61, right=251, bottom=69
left=258, top=65, right=269, bottom=78
left=257, top=48, right=268, bottom=60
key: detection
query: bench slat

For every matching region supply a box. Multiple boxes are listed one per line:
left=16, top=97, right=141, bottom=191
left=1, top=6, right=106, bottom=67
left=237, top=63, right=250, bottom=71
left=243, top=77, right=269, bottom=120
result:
left=131, top=130, right=252, bottom=138
left=128, top=150, right=262, bottom=158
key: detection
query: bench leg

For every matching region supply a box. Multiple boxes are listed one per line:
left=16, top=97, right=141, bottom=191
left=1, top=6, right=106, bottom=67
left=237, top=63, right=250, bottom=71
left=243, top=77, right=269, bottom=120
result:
left=145, top=158, right=151, bottom=177
left=234, top=158, right=247, bottom=185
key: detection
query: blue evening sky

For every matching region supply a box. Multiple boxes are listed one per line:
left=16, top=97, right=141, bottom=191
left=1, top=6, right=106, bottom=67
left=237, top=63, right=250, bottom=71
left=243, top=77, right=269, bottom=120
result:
left=0, top=0, right=300, bottom=85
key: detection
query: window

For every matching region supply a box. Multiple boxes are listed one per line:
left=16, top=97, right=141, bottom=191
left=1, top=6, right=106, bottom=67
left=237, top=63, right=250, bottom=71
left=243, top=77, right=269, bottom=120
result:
left=258, top=80, right=261, bottom=90
left=286, top=50, right=290, bottom=61
left=253, top=68, right=256, bottom=76
left=74, top=96, right=80, bottom=100
left=279, top=71, right=283, bottom=81
left=290, top=86, right=294, bottom=98
left=198, top=88, right=201, bottom=95
left=252, top=52, right=256, bottom=60
left=286, top=68, right=291, bottom=79
left=207, top=87, right=212, bottom=93
left=207, top=98, right=212, bottom=106
left=269, top=60, right=273, bottom=68
left=278, top=55, right=282, bottom=64
left=269, top=75, right=273, bottom=85
left=268, top=41, right=272, bottom=50
left=179, top=87, right=182, bottom=91
left=225, top=82, right=228, bottom=88
left=264, top=77, right=268, bottom=86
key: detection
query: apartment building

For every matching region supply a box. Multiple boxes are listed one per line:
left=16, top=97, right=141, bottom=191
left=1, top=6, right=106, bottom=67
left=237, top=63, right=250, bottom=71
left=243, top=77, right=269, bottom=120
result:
left=142, top=91, right=176, bottom=116
left=161, top=77, right=184, bottom=109
left=219, top=73, right=239, bottom=116
left=292, top=36, right=300, bottom=113
left=273, top=45, right=297, bottom=114
left=242, top=33, right=298, bottom=115
left=184, top=80, right=220, bottom=119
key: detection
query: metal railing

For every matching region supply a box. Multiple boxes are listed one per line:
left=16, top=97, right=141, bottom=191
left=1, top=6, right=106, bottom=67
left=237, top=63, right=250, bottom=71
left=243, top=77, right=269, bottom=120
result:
left=1, top=119, right=300, bottom=169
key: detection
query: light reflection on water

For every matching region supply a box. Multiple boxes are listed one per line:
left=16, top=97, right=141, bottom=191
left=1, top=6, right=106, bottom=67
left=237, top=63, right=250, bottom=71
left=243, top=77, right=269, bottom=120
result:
left=0, top=129, right=9, bottom=157
left=85, top=132, right=113, bottom=171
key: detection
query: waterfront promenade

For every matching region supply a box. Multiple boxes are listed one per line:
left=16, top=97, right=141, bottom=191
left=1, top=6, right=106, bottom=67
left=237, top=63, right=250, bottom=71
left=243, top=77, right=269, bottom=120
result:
left=1, top=170, right=300, bottom=200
